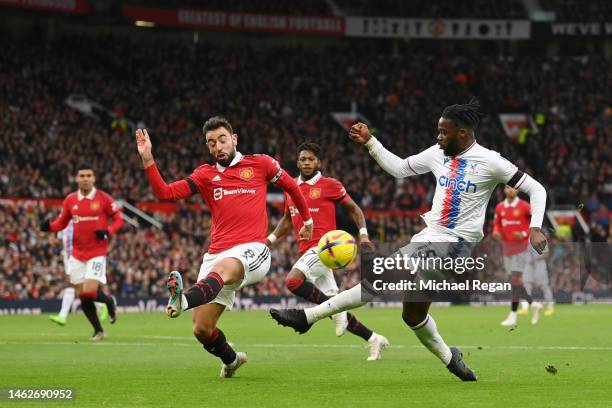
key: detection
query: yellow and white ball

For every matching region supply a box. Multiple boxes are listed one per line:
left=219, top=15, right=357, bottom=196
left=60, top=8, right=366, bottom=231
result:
left=317, top=230, right=357, bottom=269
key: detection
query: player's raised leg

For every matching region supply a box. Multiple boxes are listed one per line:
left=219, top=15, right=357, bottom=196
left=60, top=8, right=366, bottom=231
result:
left=166, top=257, right=244, bottom=318
left=192, top=303, right=246, bottom=378
left=271, top=250, right=382, bottom=330
left=285, top=267, right=389, bottom=360
left=402, top=301, right=476, bottom=381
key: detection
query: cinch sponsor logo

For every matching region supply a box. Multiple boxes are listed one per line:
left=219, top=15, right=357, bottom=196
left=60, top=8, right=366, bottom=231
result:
left=213, top=187, right=257, bottom=201
left=289, top=206, right=319, bottom=217
left=72, top=216, right=100, bottom=223
left=438, top=176, right=478, bottom=193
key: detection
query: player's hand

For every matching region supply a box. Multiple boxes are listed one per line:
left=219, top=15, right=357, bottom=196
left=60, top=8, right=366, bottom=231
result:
left=135, top=128, right=154, bottom=168
left=513, top=231, right=527, bottom=240
left=529, top=228, right=548, bottom=254
left=299, top=223, right=313, bottom=241
left=95, top=229, right=109, bottom=240
left=349, top=122, right=372, bottom=145
left=40, top=219, right=50, bottom=232
left=491, top=231, right=502, bottom=241
left=359, top=237, right=375, bottom=254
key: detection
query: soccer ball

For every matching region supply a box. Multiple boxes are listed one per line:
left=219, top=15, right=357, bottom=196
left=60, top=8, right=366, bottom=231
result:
left=317, top=230, right=357, bottom=269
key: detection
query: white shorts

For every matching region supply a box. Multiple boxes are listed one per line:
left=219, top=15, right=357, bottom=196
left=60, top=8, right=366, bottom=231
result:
left=67, top=256, right=107, bottom=285
left=524, top=259, right=549, bottom=287
left=396, top=227, right=473, bottom=281
left=503, top=251, right=528, bottom=274
left=294, top=247, right=339, bottom=296
left=197, top=242, right=271, bottom=310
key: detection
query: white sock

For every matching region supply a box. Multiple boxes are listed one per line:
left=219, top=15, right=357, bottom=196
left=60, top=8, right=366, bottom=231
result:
left=524, top=282, right=533, bottom=297
left=95, top=302, right=102, bottom=312
left=542, top=285, right=554, bottom=305
left=58, top=287, right=75, bottom=320
left=304, top=284, right=366, bottom=324
left=508, top=311, right=517, bottom=318
left=411, top=314, right=452, bottom=365
left=181, top=295, right=189, bottom=311
left=367, top=332, right=376, bottom=342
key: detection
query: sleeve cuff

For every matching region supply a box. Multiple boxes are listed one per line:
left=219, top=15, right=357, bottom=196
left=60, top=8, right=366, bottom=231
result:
left=364, top=136, right=378, bottom=150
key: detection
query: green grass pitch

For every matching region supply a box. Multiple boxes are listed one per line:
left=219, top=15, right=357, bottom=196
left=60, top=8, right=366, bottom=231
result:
left=1, top=305, right=610, bottom=407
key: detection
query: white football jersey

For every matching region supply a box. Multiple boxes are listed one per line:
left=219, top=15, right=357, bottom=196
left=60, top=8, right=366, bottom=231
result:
left=58, top=221, right=75, bottom=263
left=407, top=141, right=525, bottom=241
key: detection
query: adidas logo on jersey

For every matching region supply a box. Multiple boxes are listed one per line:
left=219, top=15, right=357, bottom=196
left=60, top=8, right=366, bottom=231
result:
left=212, top=175, right=221, bottom=181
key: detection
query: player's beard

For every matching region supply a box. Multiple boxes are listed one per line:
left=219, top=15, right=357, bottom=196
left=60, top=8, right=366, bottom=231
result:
left=441, top=138, right=462, bottom=157
left=216, top=150, right=236, bottom=167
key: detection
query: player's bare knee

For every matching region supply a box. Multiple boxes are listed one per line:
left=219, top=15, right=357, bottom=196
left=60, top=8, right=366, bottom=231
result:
left=402, top=308, right=420, bottom=327
left=211, top=258, right=244, bottom=285
left=193, top=322, right=215, bottom=340
left=402, top=303, right=428, bottom=328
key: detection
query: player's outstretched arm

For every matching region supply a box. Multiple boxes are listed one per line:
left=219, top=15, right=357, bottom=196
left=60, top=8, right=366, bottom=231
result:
left=340, top=197, right=374, bottom=252
left=349, top=122, right=417, bottom=179
left=516, top=175, right=548, bottom=254
left=135, top=128, right=194, bottom=201
left=267, top=208, right=293, bottom=246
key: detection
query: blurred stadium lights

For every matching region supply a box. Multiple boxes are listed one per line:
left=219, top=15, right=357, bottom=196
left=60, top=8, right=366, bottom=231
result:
left=135, top=20, right=155, bottom=28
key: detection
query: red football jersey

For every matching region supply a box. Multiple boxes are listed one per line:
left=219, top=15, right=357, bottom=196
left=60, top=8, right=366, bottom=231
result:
left=49, top=188, right=123, bottom=261
left=493, top=198, right=531, bottom=255
left=145, top=153, right=311, bottom=254
left=285, top=172, right=350, bottom=254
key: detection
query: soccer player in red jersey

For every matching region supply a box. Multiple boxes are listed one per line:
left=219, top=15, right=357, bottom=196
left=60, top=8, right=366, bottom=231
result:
left=135, top=116, right=313, bottom=378
left=267, top=141, right=389, bottom=360
left=40, top=165, right=122, bottom=340
left=493, top=185, right=543, bottom=326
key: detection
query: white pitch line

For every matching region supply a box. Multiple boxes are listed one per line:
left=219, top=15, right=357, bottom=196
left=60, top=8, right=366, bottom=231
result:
left=1, top=340, right=611, bottom=351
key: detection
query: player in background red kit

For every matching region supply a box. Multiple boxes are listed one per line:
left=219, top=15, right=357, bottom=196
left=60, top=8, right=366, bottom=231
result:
left=136, top=117, right=313, bottom=378
left=492, top=185, right=543, bottom=326
left=40, top=165, right=122, bottom=340
left=267, top=142, right=389, bottom=360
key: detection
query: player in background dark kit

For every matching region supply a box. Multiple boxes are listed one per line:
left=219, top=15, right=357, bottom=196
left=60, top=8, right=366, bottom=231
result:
left=493, top=185, right=543, bottom=326
left=136, top=117, right=313, bottom=378
left=40, top=165, right=122, bottom=340
left=267, top=141, right=389, bottom=360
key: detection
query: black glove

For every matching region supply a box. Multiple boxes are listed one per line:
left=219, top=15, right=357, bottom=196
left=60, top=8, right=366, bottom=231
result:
left=40, top=219, right=51, bottom=232
left=95, top=229, right=109, bottom=240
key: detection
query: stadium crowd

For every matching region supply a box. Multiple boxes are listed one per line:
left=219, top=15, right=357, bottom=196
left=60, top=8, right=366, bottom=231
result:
left=0, top=32, right=610, bottom=301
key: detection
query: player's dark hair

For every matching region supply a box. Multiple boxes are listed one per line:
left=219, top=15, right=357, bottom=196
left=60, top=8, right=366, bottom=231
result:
left=75, top=163, right=94, bottom=174
left=441, top=98, right=484, bottom=130
left=297, top=141, right=321, bottom=158
left=202, top=116, right=234, bottom=136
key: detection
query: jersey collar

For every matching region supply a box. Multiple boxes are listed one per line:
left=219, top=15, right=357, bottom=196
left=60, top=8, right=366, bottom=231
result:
left=456, top=140, right=477, bottom=157
left=215, top=151, right=243, bottom=172
left=504, top=197, right=519, bottom=208
left=298, top=171, right=322, bottom=185
left=78, top=187, right=96, bottom=201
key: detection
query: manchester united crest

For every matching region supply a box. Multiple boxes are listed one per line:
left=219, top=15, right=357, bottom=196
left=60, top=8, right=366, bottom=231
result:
left=239, top=167, right=254, bottom=180
left=91, top=201, right=100, bottom=211
left=309, top=188, right=321, bottom=199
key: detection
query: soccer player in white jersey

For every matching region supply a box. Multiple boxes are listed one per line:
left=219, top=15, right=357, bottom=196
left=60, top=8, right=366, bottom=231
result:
left=49, top=221, right=108, bottom=326
left=271, top=99, right=548, bottom=381
left=523, top=247, right=555, bottom=317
